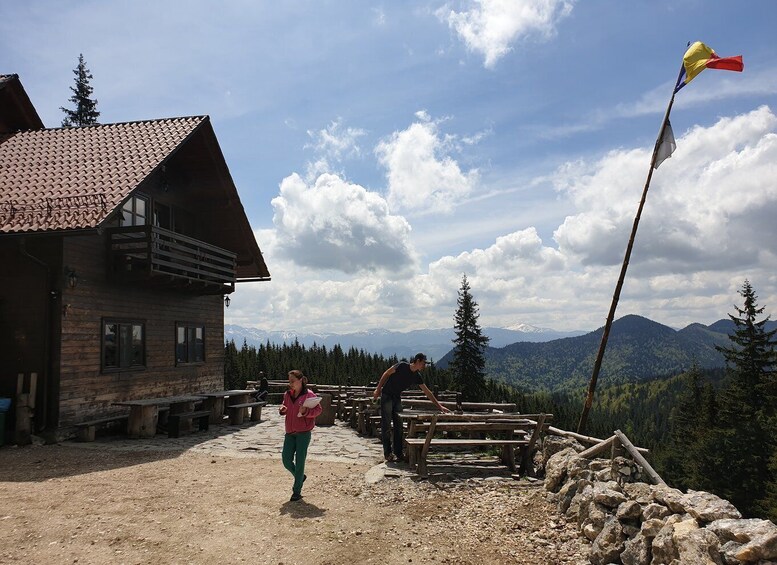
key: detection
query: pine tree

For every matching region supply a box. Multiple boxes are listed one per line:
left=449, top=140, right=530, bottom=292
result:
left=449, top=274, right=490, bottom=401
left=715, top=280, right=777, bottom=516
left=60, top=54, right=100, bottom=127
left=663, top=366, right=724, bottom=492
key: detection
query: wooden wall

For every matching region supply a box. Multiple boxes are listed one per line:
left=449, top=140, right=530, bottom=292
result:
left=58, top=233, right=224, bottom=427
left=0, top=236, right=61, bottom=432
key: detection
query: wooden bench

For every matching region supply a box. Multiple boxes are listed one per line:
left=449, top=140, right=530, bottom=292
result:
left=75, top=415, right=129, bottom=442
left=404, top=414, right=549, bottom=478
left=168, top=410, right=210, bottom=438
left=227, top=401, right=266, bottom=425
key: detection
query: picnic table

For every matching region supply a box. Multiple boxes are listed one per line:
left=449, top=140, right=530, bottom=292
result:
left=349, top=397, right=379, bottom=434
left=199, top=389, right=255, bottom=424
left=400, top=412, right=551, bottom=478
left=112, top=394, right=206, bottom=438
left=400, top=399, right=516, bottom=412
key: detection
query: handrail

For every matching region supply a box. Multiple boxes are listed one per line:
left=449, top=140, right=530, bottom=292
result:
left=108, top=225, right=237, bottom=291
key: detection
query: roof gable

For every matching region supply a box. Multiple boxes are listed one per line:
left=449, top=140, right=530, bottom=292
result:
left=0, top=74, right=45, bottom=132
left=0, top=117, right=204, bottom=233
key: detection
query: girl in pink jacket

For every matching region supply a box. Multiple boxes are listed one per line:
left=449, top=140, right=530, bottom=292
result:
left=279, top=370, right=323, bottom=501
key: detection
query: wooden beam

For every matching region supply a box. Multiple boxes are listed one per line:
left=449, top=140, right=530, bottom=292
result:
left=614, top=429, right=666, bottom=486
left=579, top=435, right=616, bottom=459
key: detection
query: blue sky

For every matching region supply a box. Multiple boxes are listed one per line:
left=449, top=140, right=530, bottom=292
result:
left=3, top=1, right=777, bottom=334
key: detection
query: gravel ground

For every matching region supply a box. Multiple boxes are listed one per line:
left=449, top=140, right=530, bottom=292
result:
left=0, top=415, right=590, bottom=565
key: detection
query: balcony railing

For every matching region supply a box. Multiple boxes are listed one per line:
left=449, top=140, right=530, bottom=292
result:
left=108, top=225, right=237, bottom=294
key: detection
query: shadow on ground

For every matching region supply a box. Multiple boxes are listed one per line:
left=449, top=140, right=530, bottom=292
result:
left=0, top=443, right=185, bottom=482
left=280, top=498, right=327, bottom=518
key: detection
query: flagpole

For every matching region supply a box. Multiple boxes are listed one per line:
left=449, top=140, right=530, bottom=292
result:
left=576, top=70, right=682, bottom=434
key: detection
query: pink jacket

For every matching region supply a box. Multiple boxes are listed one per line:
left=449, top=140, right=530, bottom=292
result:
left=282, top=389, right=323, bottom=434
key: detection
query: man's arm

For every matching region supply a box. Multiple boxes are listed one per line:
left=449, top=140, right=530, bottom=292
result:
left=419, top=384, right=452, bottom=413
left=372, top=366, right=395, bottom=399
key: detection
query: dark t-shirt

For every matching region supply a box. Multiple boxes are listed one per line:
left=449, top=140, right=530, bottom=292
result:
left=382, top=362, right=423, bottom=397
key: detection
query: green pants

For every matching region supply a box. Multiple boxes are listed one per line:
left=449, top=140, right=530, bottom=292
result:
left=282, top=431, right=311, bottom=495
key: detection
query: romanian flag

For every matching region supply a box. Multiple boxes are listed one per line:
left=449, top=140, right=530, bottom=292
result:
left=674, top=41, right=744, bottom=93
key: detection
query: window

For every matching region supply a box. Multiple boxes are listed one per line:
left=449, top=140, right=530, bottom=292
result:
left=120, top=195, right=148, bottom=226
left=176, top=323, right=205, bottom=364
left=102, top=320, right=145, bottom=371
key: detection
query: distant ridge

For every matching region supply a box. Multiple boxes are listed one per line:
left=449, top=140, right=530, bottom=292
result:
left=225, top=324, right=586, bottom=361
left=227, top=315, right=777, bottom=391
left=435, top=315, right=776, bottom=393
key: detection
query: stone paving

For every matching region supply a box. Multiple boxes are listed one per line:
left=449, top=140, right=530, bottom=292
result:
left=65, top=407, right=385, bottom=464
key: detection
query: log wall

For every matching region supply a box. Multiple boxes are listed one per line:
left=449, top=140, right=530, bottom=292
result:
left=58, top=232, right=224, bottom=427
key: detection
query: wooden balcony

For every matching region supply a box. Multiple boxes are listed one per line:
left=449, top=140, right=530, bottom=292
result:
left=108, top=225, right=237, bottom=294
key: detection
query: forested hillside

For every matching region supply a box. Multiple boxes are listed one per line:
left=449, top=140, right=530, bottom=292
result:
left=453, top=314, right=734, bottom=391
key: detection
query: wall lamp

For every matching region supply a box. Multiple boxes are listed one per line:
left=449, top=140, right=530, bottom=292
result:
left=224, top=295, right=231, bottom=308
left=65, top=268, right=78, bottom=289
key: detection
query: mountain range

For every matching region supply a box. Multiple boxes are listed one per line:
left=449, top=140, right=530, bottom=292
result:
left=440, top=315, right=777, bottom=393
left=224, top=324, right=587, bottom=361
left=227, top=315, right=777, bottom=393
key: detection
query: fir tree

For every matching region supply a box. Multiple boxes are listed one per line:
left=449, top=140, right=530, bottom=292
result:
left=715, top=280, right=777, bottom=516
left=663, top=366, right=724, bottom=492
left=449, top=274, right=489, bottom=401
left=60, top=54, right=100, bottom=127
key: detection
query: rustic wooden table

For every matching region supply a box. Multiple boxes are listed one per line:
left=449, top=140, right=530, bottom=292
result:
left=113, top=395, right=206, bottom=438
left=198, top=390, right=255, bottom=424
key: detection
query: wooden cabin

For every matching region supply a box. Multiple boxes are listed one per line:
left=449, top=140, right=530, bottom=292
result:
left=0, top=74, right=270, bottom=441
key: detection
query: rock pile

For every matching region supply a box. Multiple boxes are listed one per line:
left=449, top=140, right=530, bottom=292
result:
left=541, top=436, right=777, bottom=565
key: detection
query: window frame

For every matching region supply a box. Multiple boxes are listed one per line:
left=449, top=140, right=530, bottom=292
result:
left=101, top=318, right=146, bottom=373
left=119, top=194, right=149, bottom=227
left=175, top=322, right=206, bottom=366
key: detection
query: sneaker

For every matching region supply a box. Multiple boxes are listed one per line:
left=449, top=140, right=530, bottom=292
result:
left=290, top=493, right=302, bottom=502
left=385, top=453, right=397, bottom=462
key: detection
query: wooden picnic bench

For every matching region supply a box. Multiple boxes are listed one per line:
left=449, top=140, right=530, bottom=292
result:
left=74, top=414, right=129, bottom=442
left=168, top=410, right=211, bottom=438
left=227, top=400, right=266, bottom=425
left=403, top=413, right=550, bottom=478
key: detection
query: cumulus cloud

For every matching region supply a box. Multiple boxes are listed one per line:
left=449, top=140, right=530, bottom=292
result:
left=375, top=117, right=478, bottom=214
left=271, top=172, right=417, bottom=275
left=236, top=105, right=777, bottom=335
left=439, top=0, right=575, bottom=68
left=554, top=106, right=777, bottom=273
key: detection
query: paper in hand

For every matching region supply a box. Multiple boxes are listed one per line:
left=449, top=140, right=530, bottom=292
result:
left=302, top=396, right=322, bottom=409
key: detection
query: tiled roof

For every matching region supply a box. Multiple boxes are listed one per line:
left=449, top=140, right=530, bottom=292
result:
left=0, top=117, right=205, bottom=233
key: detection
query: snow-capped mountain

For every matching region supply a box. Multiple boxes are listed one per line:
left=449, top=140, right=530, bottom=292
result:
left=225, top=324, right=586, bottom=361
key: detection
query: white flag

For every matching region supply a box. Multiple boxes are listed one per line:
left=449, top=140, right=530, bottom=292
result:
left=654, top=121, right=676, bottom=169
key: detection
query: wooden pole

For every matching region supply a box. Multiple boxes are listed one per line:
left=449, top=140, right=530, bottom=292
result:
left=614, top=429, right=666, bottom=486
left=577, top=77, right=680, bottom=434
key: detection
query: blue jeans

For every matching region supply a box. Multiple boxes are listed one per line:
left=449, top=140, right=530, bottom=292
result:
left=380, top=393, right=403, bottom=458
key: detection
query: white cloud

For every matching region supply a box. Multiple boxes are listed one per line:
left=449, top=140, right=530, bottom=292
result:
left=270, top=172, right=417, bottom=275
left=553, top=106, right=777, bottom=273
left=540, top=66, right=777, bottom=140
left=233, top=105, right=777, bottom=335
left=439, top=0, right=575, bottom=68
left=375, top=117, right=478, bottom=214
left=305, top=118, right=367, bottom=162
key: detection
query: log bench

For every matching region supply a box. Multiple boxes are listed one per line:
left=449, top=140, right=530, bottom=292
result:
left=168, top=410, right=210, bottom=438
left=227, top=401, right=266, bottom=425
left=75, top=415, right=129, bottom=442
